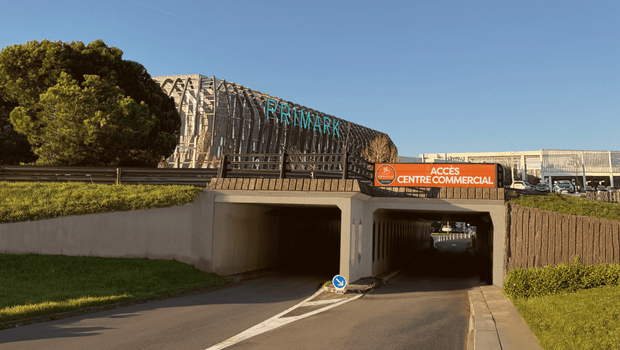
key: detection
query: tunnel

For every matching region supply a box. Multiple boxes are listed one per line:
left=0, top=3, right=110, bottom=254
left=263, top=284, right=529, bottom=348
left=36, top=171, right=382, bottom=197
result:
left=371, top=209, right=494, bottom=284
left=211, top=203, right=341, bottom=278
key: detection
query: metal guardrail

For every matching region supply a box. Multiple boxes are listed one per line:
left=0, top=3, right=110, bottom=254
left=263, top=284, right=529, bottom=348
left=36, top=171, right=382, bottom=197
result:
left=0, top=165, right=218, bottom=187
left=432, top=233, right=473, bottom=242
left=0, top=152, right=375, bottom=186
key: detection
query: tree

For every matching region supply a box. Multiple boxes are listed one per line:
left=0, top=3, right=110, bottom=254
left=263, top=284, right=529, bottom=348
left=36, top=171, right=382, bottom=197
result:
left=360, top=134, right=398, bottom=163
left=0, top=89, right=37, bottom=164
left=0, top=39, right=180, bottom=167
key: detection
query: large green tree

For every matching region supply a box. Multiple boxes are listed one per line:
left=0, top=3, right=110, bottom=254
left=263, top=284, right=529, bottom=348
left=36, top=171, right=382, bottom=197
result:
left=0, top=39, right=180, bottom=167
left=0, top=88, right=37, bottom=165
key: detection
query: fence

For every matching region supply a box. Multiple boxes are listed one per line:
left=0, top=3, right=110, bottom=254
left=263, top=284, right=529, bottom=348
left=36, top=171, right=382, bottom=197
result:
left=583, top=191, right=620, bottom=203
left=505, top=204, right=620, bottom=273
left=432, top=233, right=473, bottom=243
left=0, top=152, right=374, bottom=186
left=217, top=152, right=373, bottom=181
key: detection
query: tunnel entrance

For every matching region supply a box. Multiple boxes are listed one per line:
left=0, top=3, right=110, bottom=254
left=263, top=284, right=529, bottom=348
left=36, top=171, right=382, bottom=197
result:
left=212, top=203, right=341, bottom=279
left=372, top=209, right=494, bottom=284
left=267, top=205, right=341, bottom=275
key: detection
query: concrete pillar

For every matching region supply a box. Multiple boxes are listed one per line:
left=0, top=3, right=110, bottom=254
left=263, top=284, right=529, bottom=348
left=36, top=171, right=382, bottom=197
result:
left=549, top=176, right=553, bottom=191
left=609, top=151, right=615, bottom=188
left=521, top=154, right=527, bottom=182
left=338, top=197, right=371, bottom=284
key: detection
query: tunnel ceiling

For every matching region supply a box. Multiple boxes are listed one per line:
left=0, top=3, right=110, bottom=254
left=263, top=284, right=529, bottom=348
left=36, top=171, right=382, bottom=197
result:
left=374, top=209, right=491, bottom=224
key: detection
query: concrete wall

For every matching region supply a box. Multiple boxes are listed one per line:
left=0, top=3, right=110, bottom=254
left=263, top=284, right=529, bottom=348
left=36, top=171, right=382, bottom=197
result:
left=371, top=214, right=432, bottom=276
left=1, top=188, right=506, bottom=286
left=0, top=192, right=214, bottom=271
left=212, top=203, right=280, bottom=276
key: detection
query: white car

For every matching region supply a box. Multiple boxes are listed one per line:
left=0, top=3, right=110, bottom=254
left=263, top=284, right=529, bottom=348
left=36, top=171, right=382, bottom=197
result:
left=510, top=181, right=533, bottom=191
left=553, top=180, right=574, bottom=193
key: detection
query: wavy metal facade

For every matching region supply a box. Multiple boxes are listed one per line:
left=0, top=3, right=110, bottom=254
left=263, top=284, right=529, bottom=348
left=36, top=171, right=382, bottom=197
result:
left=153, top=74, right=395, bottom=168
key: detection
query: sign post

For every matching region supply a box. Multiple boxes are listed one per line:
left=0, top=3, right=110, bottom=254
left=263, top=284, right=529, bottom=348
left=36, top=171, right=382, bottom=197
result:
left=332, top=275, right=347, bottom=294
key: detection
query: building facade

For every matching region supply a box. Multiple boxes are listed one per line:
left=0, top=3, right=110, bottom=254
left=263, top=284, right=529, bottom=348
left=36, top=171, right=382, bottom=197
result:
left=419, top=150, right=620, bottom=188
left=153, top=75, right=396, bottom=168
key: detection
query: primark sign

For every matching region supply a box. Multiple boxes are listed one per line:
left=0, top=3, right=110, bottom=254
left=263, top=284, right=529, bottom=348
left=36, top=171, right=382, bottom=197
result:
left=266, top=99, right=341, bottom=138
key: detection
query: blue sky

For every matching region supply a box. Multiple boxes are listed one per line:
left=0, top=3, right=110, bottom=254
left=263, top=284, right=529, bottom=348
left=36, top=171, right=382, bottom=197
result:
left=2, top=1, right=619, bottom=157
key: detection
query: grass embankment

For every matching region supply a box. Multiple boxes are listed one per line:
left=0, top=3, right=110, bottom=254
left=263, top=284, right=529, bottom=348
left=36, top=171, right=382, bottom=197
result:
left=513, top=287, right=620, bottom=350
left=0, top=254, right=228, bottom=324
left=504, top=260, right=620, bottom=349
left=508, top=193, right=620, bottom=348
left=511, top=193, right=620, bottom=221
left=0, top=182, right=204, bottom=224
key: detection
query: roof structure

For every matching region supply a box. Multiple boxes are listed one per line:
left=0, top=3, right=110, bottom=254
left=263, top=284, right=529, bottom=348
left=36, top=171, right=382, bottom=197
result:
left=153, top=75, right=396, bottom=168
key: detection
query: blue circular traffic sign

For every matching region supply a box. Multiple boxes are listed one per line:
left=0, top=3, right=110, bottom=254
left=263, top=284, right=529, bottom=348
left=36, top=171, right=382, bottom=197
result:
left=332, top=275, right=347, bottom=290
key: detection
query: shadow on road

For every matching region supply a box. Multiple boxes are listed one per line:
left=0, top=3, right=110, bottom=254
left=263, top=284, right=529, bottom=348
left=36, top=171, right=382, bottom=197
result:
left=371, top=238, right=485, bottom=295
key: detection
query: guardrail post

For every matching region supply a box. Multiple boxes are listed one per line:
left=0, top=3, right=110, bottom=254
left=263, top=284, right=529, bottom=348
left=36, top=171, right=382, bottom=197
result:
left=116, top=168, right=122, bottom=185
left=279, top=151, right=288, bottom=179
left=217, top=155, right=228, bottom=179
left=342, top=152, right=349, bottom=179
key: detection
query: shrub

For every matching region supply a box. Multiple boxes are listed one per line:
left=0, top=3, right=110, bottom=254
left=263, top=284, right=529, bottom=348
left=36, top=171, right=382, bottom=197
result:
left=503, top=257, right=620, bottom=300
left=511, top=193, right=620, bottom=222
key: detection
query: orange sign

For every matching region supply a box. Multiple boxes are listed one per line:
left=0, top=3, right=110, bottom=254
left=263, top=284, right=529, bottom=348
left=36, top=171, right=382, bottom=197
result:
left=374, top=163, right=497, bottom=188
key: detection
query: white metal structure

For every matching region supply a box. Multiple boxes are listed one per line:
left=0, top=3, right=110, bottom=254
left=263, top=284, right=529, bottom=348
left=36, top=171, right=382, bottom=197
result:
left=418, top=150, right=620, bottom=188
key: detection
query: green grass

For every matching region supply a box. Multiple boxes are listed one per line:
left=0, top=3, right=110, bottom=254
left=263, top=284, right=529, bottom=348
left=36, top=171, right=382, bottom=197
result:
left=0, top=182, right=204, bottom=224
left=0, top=254, right=228, bottom=323
left=511, top=193, right=620, bottom=222
left=513, top=286, right=620, bottom=350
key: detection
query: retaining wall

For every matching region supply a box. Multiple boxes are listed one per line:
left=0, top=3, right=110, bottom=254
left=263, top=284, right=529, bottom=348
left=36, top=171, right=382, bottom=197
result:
left=505, top=203, right=620, bottom=272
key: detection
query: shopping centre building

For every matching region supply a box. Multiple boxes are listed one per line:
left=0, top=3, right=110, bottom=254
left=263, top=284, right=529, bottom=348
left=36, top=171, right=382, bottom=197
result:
left=153, top=74, right=396, bottom=168
left=418, top=150, right=620, bottom=188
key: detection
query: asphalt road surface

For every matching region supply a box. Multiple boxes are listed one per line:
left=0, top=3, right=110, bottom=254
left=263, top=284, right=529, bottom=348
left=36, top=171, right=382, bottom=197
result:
left=1, top=239, right=482, bottom=350
left=224, top=239, right=481, bottom=350
left=0, top=271, right=329, bottom=350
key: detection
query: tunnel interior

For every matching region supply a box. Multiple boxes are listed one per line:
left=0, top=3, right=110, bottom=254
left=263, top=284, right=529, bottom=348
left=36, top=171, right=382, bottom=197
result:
left=373, top=209, right=494, bottom=284
left=212, top=203, right=341, bottom=278
left=267, top=205, right=341, bottom=275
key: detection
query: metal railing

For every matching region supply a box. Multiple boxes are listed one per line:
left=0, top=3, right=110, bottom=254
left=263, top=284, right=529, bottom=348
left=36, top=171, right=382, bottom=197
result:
left=0, top=152, right=374, bottom=186
left=217, top=152, right=374, bottom=182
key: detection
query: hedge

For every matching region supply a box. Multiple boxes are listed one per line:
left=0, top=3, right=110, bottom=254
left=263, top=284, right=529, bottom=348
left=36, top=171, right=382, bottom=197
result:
left=503, top=257, right=620, bottom=300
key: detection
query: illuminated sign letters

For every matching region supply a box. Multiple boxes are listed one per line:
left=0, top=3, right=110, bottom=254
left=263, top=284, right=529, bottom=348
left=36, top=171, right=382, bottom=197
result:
left=266, top=99, right=340, bottom=138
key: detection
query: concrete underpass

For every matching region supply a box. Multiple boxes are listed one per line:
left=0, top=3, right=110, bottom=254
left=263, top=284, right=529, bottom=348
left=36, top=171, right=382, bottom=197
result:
left=208, top=186, right=506, bottom=287
left=212, top=203, right=341, bottom=277
left=371, top=210, right=495, bottom=284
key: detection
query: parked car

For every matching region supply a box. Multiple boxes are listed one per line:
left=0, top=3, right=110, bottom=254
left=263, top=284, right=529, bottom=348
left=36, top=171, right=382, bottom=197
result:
left=584, top=185, right=595, bottom=192
left=553, top=180, right=574, bottom=193
left=510, top=181, right=533, bottom=191
left=535, top=183, right=549, bottom=192
left=596, top=185, right=609, bottom=192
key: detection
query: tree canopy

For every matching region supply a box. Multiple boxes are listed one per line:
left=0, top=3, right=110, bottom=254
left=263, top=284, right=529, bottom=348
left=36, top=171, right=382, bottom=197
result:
left=0, top=39, right=180, bottom=167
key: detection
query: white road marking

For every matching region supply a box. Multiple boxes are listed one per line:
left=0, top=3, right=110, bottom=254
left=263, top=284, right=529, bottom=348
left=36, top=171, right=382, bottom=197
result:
left=205, top=290, right=362, bottom=350
left=301, top=299, right=347, bottom=307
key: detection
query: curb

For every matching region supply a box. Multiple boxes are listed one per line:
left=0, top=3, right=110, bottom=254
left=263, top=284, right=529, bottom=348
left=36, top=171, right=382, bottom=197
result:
left=467, top=286, right=542, bottom=350
left=322, top=270, right=402, bottom=294
left=468, top=287, right=501, bottom=350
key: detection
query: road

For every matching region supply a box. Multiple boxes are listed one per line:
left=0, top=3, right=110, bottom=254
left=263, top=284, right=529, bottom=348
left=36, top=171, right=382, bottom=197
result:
left=222, top=239, right=481, bottom=349
left=0, top=271, right=329, bottom=350
left=1, top=239, right=481, bottom=350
